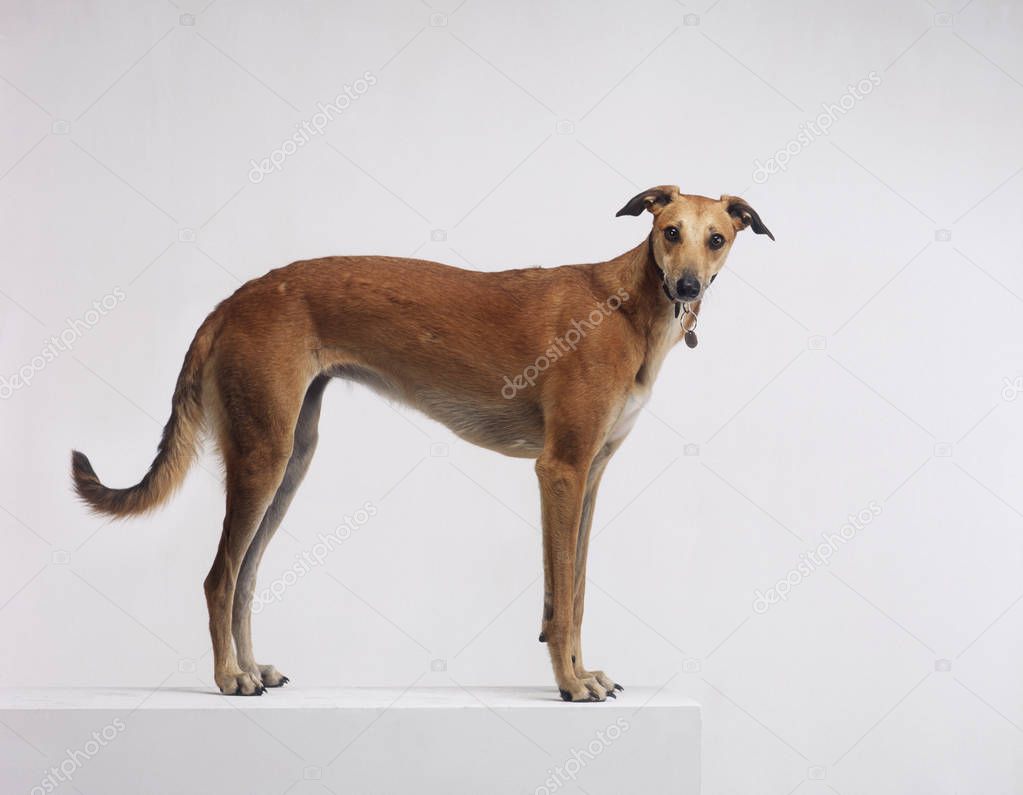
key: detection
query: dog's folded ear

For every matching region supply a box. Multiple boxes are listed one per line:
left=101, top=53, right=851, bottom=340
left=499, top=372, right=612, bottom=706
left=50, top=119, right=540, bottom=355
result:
left=615, top=185, right=679, bottom=217
left=723, top=196, right=774, bottom=240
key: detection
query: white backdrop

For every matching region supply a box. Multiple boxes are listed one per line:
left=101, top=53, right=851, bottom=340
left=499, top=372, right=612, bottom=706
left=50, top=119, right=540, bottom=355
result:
left=3, top=0, right=1023, bottom=792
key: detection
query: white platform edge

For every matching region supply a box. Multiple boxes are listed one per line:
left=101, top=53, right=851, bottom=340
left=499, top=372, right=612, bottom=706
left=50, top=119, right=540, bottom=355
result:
left=0, top=685, right=700, bottom=711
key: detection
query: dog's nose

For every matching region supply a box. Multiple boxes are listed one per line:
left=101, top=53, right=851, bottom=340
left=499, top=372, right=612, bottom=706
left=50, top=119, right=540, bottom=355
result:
left=676, top=274, right=701, bottom=300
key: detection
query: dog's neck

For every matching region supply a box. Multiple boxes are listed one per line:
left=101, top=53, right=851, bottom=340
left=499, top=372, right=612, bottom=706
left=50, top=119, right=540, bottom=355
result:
left=607, top=237, right=677, bottom=328
left=586, top=238, right=683, bottom=380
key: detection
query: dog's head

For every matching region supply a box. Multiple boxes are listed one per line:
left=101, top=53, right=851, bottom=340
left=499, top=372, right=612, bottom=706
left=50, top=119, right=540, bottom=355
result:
left=616, top=185, right=773, bottom=302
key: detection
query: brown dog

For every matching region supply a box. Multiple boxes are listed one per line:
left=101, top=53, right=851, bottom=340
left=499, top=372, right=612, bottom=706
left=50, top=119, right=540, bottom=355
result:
left=71, top=185, right=772, bottom=701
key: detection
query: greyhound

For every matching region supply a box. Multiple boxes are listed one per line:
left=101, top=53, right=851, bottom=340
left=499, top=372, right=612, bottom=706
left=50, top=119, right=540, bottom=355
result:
left=71, top=185, right=772, bottom=701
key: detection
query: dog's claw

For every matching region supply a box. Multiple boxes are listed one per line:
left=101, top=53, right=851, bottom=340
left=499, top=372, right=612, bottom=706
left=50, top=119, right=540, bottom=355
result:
left=614, top=683, right=624, bottom=692
left=560, top=689, right=572, bottom=702
left=607, top=690, right=617, bottom=699
left=538, top=632, right=547, bottom=643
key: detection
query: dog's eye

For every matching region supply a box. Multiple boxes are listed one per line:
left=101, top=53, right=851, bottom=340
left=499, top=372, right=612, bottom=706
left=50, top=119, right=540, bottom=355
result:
left=664, top=226, right=680, bottom=242
left=709, top=233, right=725, bottom=250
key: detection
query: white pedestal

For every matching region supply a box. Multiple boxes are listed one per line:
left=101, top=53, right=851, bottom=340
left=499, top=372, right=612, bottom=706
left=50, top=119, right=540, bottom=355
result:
left=0, top=687, right=700, bottom=794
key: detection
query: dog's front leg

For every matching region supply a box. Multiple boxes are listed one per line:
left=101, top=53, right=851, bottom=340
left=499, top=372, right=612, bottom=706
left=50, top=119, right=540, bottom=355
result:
left=536, top=449, right=607, bottom=702
left=570, top=457, right=621, bottom=698
left=539, top=445, right=621, bottom=692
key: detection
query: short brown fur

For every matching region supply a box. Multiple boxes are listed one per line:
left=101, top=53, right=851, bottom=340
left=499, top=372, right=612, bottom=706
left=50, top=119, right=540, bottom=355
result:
left=72, top=187, right=771, bottom=700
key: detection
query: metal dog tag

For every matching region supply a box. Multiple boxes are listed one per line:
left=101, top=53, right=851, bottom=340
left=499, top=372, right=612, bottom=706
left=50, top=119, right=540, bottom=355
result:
left=680, top=303, right=698, bottom=348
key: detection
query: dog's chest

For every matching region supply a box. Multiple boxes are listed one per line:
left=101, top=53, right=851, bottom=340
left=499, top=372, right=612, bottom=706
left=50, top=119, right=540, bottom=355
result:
left=607, top=390, right=650, bottom=443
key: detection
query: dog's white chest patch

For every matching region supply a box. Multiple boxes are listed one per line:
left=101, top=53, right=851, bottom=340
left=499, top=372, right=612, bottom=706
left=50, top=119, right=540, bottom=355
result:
left=608, top=391, right=649, bottom=442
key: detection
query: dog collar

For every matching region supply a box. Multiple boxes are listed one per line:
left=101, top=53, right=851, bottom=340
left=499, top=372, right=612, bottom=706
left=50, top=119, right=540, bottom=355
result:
left=648, top=234, right=699, bottom=348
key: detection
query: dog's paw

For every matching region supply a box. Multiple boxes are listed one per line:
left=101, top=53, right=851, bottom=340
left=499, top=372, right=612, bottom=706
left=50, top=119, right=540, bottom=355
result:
left=257, top=664, right=290, bottom=688
left=558, top=675, right=608, bottom=702
left=583, top=669, right=622, bottom=698
left=216, top=670, right=266, bottom=696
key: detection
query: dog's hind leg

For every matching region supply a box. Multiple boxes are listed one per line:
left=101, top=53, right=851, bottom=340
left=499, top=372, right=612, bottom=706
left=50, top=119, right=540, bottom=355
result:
left=231, top=375, right=329, bottom=688
left=204, top=369, right=308, bottom=696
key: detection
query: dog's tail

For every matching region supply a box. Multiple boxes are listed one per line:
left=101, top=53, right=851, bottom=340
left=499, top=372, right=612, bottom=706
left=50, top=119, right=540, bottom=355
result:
left=71, top=309, right=222, bottom=518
